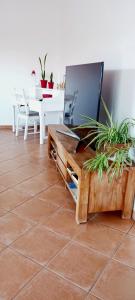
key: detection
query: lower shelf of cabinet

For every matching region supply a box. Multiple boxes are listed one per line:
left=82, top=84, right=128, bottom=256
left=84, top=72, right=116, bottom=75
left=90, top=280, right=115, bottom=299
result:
left=50, top=150, right=57, bottom=163
left=66, top=182, right=78, bottom=203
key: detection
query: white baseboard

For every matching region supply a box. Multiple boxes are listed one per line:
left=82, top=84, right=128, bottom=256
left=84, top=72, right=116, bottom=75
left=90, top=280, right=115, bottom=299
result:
left=0, top=125, right=12, bottom=130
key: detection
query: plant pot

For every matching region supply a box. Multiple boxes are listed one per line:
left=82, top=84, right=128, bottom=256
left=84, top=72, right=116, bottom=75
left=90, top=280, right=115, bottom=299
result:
left=40, top=80, right=47, bottom=88
left=48, top=82, right=54, bottom=89
left=100, top=143, right=131, bottom=153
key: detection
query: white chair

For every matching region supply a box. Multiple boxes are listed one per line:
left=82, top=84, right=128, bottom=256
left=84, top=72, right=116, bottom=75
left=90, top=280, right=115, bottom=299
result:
left=64, top=90, right=78, bottom=125
left=15, top=89, right=40, bottom=140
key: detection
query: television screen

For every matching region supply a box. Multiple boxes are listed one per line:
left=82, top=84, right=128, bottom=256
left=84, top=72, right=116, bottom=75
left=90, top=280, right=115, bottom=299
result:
left=63, top=62, right=104, bottom=140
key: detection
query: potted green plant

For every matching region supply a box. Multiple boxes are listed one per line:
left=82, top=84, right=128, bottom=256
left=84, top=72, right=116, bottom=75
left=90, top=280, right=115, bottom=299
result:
left=75, top=97, right=135, bottom=181
left=48, top=72, right=54, bottom=89
left=39, top=53, right=48, bottom=88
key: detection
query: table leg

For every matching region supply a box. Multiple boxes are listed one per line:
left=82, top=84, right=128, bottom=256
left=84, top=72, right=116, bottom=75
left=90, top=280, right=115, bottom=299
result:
left=39, top=108, right=45, bottom=144
left=12, top=105, right=16, bottom=132
left=59, top=112, right=63, bottom=124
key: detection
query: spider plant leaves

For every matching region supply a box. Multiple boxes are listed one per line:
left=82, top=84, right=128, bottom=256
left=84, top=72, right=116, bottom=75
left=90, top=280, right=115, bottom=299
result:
left=76, top=97, right=135, bottom=181
left=101, top=96, right=113, bottom=127
left=43, top=70, right=45, bottom=80
left=39, top=53, right=47, bottom=80
left=84, top=152, right=109, bottom=180
left=44, top=53, right=47, bottom=69
left=39, top=57, right=43, bottom=74
left=77, top=98, right=135, bottom=149
left=107, top=148, right=132, bottom=181
left=79, top=114, right=108, bottom=129
left=84, top=148, right=133, bottom=181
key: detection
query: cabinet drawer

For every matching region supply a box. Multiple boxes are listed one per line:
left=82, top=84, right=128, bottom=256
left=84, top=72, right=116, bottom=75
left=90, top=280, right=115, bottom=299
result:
left=57, top=155, right=67, bottom=179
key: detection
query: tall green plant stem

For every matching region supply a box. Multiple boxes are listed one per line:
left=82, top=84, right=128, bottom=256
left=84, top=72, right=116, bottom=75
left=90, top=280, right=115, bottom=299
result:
left=39, top=53, right=47, bottom=80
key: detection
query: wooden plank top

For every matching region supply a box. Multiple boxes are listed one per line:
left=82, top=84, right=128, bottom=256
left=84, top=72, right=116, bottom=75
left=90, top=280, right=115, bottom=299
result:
left=48, top=124, right=95, bottom=170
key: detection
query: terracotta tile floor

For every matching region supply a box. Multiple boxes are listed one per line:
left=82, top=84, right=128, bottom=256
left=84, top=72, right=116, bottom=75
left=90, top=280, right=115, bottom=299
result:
left=0, top=130, right=135, bottom=299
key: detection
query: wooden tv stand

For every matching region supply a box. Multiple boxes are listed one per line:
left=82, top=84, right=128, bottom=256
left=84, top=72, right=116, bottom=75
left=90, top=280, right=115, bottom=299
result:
left=48, top=124, right=135, bottom=224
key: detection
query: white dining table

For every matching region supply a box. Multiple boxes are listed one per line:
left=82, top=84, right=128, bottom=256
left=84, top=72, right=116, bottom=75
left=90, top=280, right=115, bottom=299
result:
left=12, top=88, right=64, bottom=144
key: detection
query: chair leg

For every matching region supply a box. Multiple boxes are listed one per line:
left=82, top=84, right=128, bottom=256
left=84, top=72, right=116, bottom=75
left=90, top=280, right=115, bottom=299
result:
left=24, top=117, right=28, bottom=140
left=59, top=112, right=63, bottom=124
left=43, top=114, right=46, bottom=139
left=16, top=116, right=19, bottom=136
left=34, top=120, right=38, bottom=134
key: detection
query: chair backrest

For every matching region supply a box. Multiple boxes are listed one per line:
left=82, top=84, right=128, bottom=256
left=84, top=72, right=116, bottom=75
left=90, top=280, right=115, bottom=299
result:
left=65, top=90, right=78, bottom=115
left=69, top=90, right=78, bottom=115
left=14, top=88, right=30, bottom=115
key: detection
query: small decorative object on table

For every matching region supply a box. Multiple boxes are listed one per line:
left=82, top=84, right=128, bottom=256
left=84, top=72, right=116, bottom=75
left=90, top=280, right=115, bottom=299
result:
left=57, top=82, right=65, bottom=90
left=39, top=53, right=48, bottom=88
left=31, top=70, right=38, bottom=87
left=48, top=72, right=54, bottom=89
left=31, top=70, right=36, bottom=76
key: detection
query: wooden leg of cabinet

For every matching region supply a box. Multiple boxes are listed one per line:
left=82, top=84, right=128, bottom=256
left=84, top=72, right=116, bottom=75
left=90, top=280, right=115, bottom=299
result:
left=122, top=169, right=135, bottom=219
left=75, top=172, right=90, bottom=224
left=75, top=204, right=88, bottom=224
left=48, top=133, right=52, bottom=158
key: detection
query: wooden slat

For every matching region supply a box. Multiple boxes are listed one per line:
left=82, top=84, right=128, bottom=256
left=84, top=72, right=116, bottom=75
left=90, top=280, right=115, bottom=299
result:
left=76, top=170, right=90, bottom=224
left=56, top=155, right=67, bottom=180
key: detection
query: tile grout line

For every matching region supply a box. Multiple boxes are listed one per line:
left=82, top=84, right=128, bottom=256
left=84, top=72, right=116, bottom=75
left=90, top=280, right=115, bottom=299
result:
left=112, top=256, right=135, bottom=270
left=1, top=210, right=134, bottom=298
left=88, top=257, right=114, bottom=295
left=2, top=207, right=68, bottom=254
left=92, top=219, right=134, bottom=234
left=8, top=244, right=43, bottom=268
left=0, top=194, right=35, bottom=214
left=0, top=183, right=61, bottom=216
left=87, top=293, right=105, bottom=300
left=0, top=161, right=35, bottom=177
left=0, top=163, right=60, bottom=194
left=8, top=220, right=70, bottom=262
left=12, top=266, right=45, bottom=300
left=10, top=230, right=82, bottom=298
left=88, top=225, right=135, bottom=295
left=45, top=238, right=109, bottom=294
left=0, top=131, right=135, bottom=299
left=46, top=266, right=89, bottom=293
left=11, top=201, right=61, bottom=226
left=41, top=228, right=111, bottom=293
left=0, top=221, right=38, bottom=250
left=91, top=220, right=135, bottom=293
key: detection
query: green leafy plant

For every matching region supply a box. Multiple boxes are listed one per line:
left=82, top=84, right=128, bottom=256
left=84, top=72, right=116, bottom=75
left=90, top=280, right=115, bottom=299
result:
left=50, top=72, right=53, bottom=83
left=107, top=148, right=132, bottom=180
left=77, top=97, right=135, bottom=150
left=39, top=53, right=47, bottom=80
left=76, top=97, right=135, bottom=180
left=84, top=147, right=132, bottom=181
left=84, top=152, right=109, bottom=179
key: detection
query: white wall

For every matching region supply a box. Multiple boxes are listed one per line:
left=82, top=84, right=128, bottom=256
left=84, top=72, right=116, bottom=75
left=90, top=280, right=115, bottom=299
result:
left=0, top=0, right=64, bottom=125
left=0, top=0, right=135, bottom=125
left=59, top=0, right=135, bottom=125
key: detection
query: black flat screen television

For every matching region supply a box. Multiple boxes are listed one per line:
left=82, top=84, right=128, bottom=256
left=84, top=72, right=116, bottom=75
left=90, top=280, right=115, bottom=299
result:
left=57, top=62, right=104, bottom=143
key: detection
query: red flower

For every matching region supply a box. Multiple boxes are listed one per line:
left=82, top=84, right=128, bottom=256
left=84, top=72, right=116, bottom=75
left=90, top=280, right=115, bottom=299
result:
left=31, top=70, right=36, bottom=75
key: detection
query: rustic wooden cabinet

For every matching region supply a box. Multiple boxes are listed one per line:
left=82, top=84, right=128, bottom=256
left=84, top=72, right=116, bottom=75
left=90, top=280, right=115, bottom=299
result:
left=48, top=124, right=135, bottom=224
